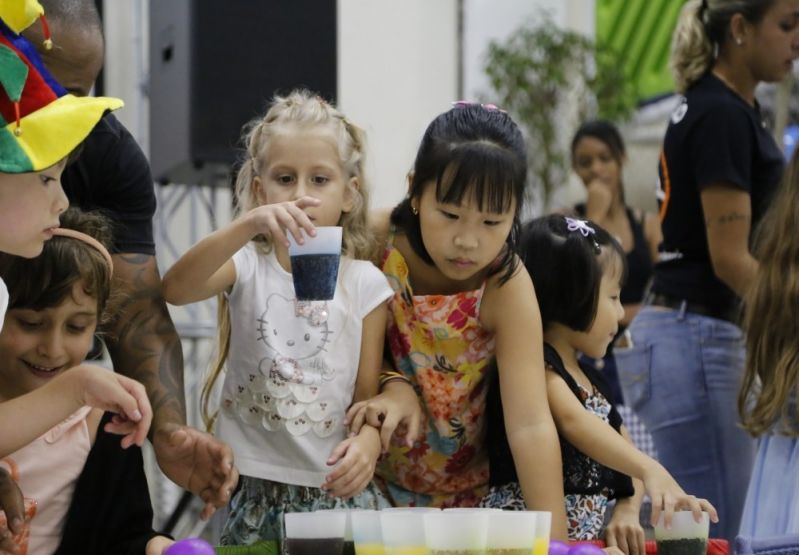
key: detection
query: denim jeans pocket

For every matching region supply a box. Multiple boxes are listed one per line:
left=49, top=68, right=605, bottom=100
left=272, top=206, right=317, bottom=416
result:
left=614, top=344, right=653, bottom=412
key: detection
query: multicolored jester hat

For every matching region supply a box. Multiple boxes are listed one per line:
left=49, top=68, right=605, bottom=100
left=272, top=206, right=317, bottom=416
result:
left=0, top=0, right=123, bottom=173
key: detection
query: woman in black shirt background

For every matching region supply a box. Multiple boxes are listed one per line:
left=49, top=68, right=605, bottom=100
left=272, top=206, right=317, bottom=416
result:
left=614, top=0, right=799, bottom=544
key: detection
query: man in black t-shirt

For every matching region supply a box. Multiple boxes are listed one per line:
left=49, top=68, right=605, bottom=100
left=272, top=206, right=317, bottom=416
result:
left=21, top=1, right=238, bottom=519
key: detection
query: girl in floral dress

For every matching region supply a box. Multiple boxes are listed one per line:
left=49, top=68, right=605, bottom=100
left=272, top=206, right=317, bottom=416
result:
left=348, top=102, right=569, bottom=539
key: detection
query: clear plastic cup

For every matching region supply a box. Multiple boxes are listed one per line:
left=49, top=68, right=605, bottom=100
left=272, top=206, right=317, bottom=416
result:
left=380, top=510, right=429, bottom=555
left=654, top=511, right=710, bottom=555
left=485, top=510, right=537, bottom=555
left=288, top=226, right=342, bottom=301
left=531, top=511, right=552, bottom=555
left=352, top=510, right=385, bottom=555
left=284, top=511, right=347, bottom=555
left=382, top=507, right=441, bottom=513
left=318, top=509, right=356, bottom=555
left=424, top=511, right=488, bottom=554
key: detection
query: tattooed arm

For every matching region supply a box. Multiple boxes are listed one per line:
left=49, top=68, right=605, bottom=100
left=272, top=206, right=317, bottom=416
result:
left=106, top=253, right=238, bottom=519
left=700, top=185, right=757, bottom=297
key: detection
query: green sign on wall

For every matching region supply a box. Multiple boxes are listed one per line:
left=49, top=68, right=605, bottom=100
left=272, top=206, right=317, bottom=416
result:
left=596, top=0, right=686, bottom=101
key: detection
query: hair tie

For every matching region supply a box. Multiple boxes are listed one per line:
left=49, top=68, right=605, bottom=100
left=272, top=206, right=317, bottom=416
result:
left=564, top=217, right=601, bottom=253
left=452, top=100, right=506, bottom=113
left=564, top=217, right=595, bottom=237
left=51, top=228, right=114, bottom=277
left=699, top=0, right=709, bottom=23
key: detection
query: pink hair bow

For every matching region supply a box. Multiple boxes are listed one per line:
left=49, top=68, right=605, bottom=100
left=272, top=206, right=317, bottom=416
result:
left=564, top=217, right=596, bottom=237
left=452, top=100, right=506, bottom=113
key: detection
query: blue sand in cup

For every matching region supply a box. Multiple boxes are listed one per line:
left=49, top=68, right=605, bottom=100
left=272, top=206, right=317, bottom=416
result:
left=290, top=253, right=341, bottom=301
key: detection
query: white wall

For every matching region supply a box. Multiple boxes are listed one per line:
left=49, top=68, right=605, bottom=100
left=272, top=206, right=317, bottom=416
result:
left=463, top=0, right=594, bottom=101
left=338, top=0, right=458, bottom=209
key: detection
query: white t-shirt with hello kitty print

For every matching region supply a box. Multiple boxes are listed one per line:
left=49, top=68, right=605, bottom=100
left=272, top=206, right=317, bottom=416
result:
left=216, top=243, right=393, bottom=487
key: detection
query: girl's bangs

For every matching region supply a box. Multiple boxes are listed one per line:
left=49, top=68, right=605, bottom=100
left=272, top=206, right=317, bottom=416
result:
left=434, top=143, right=522, bottom=214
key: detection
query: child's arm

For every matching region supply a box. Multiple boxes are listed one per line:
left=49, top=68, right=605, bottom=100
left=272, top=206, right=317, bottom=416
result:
left=162, top=197, right=319, bottom=305
left=604, top=426, right=645, bottom=555
left=480, top=265, right=568, bottom=541
left=324, top=303, right=387, bottom=498
left=0, top=364, right=151, bottom=457
left=146, top=536, right=175, bottom=555
left=546, top=373, right=718, bottom=528
left=352, top=302, right=388, bottom=404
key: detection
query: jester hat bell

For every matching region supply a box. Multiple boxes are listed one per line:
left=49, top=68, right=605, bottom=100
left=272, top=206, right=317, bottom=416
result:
left=0, top=0, right=123, bottom=173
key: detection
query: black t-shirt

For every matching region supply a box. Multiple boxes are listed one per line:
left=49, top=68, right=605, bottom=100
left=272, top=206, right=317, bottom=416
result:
left=55, top=412, right=163, bottom=555
left=485, top=344, right=634, bottom=499
left=653, top=72, right=784, bottom=310
left=62, top=113, right=156, bottom=255
left=575, top=203, right=652, bottom=306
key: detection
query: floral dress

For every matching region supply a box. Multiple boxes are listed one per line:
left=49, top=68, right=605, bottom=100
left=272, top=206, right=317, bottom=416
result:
left=376, top=242, right=496, bottom=507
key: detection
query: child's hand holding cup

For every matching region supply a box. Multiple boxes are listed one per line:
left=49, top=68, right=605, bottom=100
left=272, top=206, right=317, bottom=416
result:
left=654, top=511, right=710, bottom=555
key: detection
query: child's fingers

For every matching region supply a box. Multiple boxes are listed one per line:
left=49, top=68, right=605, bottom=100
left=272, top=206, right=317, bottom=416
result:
left=326, top=460, right=369, bottom=498
left=604, top=527, right=619, bottom=552
left=103, top=417, right=137, bottom=436
left=345, top=402, right=368, bottom=433
left=326, top=438, right=352, bottom=467
left=699, top=499, right=718, bottom=522
left=332, top=472, right=371, bottom=500
left=379, top=410, right=402, bottom=452
left=649, top=494, right=662, bottom=527
left=405, top=409, right=422, bottom=448
left=661, top=493, right=677, bottom=529
left=286, top=200, right=317, bottom=234
left=277, top=201, right=317, bottom=246
left=115, top=375, right=152, bottom=446
left=633, top=527, right=646, bottom=555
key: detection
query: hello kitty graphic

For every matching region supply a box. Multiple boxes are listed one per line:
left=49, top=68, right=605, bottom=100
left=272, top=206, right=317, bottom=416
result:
left=257, top=294, right=334, bottom=385
left=226, top=293, right=339, bottom=437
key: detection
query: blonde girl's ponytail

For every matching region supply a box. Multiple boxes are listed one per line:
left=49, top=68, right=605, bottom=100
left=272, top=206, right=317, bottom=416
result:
left=671, top=0, right=713, bottom=94
left=201, top=293, right=232, bottom=432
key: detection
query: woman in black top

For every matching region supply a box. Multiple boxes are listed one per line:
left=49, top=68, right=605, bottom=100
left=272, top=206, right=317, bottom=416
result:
left=614, top=0, right=799, bottom=543
left=567, top=121, right=661, bottom=415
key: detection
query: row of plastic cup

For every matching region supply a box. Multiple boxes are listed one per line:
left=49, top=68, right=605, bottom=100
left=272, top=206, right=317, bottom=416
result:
left=284, top=507, right=552, bottom=555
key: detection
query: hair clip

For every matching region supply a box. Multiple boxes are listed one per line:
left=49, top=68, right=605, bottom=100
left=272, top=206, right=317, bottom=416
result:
left=564, top=217, right=596, bottom=237
left=452, top=100, right=506, bottom=113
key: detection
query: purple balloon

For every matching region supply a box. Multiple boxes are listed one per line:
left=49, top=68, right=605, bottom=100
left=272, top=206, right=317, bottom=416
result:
left=549, top=539, right=571, bottom=555
left=568, top=543, right=606, bottom=555
left=164, top=538, right=216, bottom=555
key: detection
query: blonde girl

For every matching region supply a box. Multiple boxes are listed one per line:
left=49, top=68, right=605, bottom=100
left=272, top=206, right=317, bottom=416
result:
left=739, top=150, right=799, bottom=538
left=163, top=90, right=393, bottom=547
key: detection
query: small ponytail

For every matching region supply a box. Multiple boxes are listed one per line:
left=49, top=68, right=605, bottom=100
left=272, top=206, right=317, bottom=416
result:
left=671, top=0, right=714, bottom=94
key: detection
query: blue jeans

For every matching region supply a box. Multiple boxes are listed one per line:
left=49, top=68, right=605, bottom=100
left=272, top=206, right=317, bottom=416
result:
left=614, top=305, right=754, bottom=543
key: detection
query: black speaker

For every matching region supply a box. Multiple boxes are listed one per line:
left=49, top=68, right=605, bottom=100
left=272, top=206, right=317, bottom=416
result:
left=148, top=0, right=337, bottom=184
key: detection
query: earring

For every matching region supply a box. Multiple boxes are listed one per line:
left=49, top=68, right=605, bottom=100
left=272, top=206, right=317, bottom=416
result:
left=735, top=37, right=743, bottom=46
left=411, top=205, right=419, bottom=216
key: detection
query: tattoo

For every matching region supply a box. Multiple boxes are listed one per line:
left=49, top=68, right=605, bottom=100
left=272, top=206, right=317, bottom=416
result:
left=104, top=254, right=186, bottom=429
left=706, top=211, right=749, bottom=228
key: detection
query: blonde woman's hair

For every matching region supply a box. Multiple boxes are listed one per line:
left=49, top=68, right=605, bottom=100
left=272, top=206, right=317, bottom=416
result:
left=201, top=89, right=374, bottom=430
left=671, top=0, right=776, bottom=94
left=740, top=150, right=799, bottom=437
